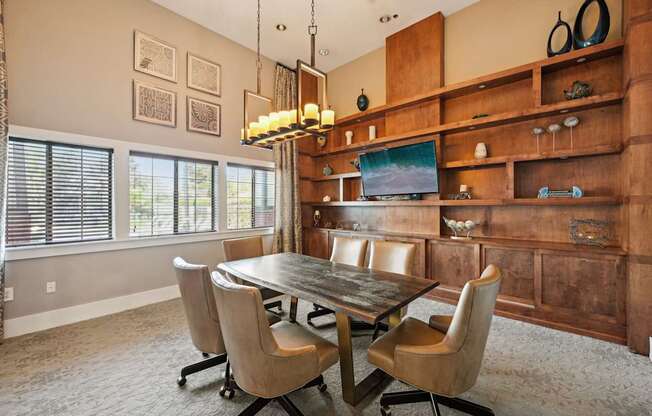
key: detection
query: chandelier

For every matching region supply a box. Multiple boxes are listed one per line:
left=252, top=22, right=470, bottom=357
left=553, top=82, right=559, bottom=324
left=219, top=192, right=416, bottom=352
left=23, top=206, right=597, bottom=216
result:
left=241, top=0, right=334, bottom=148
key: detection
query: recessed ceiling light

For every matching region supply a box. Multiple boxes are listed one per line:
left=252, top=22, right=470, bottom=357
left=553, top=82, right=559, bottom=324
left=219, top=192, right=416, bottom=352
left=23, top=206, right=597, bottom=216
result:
left=318, top=48, right=330, bottom=56
left=276, top=23, right=287, bottom=31
left=576, top=57, right=587, bottom=63
left=379, top=15, right=392, bottom=23
left=478, top=84, right=487, bottom=89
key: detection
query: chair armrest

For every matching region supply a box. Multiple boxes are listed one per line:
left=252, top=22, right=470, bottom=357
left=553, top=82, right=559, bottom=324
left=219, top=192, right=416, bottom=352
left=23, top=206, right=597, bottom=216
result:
left=395, top=341, right=456, bottom=357
left=429, top=315, right=453, bottom=333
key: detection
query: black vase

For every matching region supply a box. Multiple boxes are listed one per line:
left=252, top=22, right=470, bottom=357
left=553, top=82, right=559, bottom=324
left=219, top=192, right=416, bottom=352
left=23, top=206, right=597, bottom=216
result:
left=573, top=0, right=610, bottom=49
left=356, top=88, right=369, bottom=111
left=547, top=11, right=572, bottom=57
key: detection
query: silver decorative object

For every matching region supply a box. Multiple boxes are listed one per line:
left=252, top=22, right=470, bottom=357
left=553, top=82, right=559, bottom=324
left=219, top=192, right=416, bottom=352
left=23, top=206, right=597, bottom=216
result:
left=538, top=186, right=583, bottom=199
left=548, top=123, right=562, bottom=152
left=443, top=217, right=478, bottom=240
left=532, top=127, right=545, bottom=154
left=563, top=116, right=580, bottom=150
left=569, top=218, right=611, bottom=247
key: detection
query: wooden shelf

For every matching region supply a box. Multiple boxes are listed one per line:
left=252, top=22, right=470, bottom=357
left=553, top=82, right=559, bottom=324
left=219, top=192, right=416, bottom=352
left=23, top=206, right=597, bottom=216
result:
left=333, top=40, right=624, bottom=127
left=441, top=144, right=623, bottom=169
left=301, top=172, right=361, bottom=182
left=303, top=196, right=621, bottom=207
left=314, top=92, right=624, bottom=157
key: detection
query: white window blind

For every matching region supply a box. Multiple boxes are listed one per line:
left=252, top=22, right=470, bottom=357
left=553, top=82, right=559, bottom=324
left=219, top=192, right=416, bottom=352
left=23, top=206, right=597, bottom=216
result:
left=226, top=164, right=275, bottom=230
left=129, top=152, right=218, bottom=237
left=6, top=137, right=113, bottom=247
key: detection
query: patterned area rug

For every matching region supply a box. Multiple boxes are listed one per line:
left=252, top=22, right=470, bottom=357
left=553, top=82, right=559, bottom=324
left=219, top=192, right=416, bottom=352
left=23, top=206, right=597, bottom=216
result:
left=1, top=298, right=650, bottom=416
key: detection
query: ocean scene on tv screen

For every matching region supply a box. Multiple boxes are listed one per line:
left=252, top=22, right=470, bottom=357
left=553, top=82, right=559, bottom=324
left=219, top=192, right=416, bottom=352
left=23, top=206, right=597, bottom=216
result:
left=360, top=142, right=439, bottom=196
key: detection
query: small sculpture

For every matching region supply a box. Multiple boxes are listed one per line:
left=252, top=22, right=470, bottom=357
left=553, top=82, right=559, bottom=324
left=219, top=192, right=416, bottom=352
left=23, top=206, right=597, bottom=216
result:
left=564, top=81, right=593, bottom=100
left=357, top=88, right=369, bottom=111
left=538, top=186, right=583, bottom=199
left=548, top=123, right=562, bottom=151
left=573, top=0, right=610, bottom=50
left=322, top=164, right=333, bottom=176
left=547, top=11, right=573, bottom=57
left=322, top=195, right=332, bottom=202
left=570, top=218, right=611, bottom=248
left=350, top=157, right=360, bottom=171
left=443, top=217, right=478, bottom=240
left=532, top=127, right=545, bottom=154
left=313, top=210, right=321, bottom=227
left=563, top=116, right=580, bottom=150
left=474, top=143, right=488, bottom=159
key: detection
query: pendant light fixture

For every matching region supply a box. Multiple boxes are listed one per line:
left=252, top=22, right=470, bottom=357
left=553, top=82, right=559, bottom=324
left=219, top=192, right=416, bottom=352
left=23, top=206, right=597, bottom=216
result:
left=242, top=0, right=334, bottom=148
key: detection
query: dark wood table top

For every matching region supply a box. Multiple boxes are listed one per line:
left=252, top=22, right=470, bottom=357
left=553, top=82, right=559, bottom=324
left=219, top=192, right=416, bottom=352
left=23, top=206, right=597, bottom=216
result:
left=217, top=252, right=439, bottom=324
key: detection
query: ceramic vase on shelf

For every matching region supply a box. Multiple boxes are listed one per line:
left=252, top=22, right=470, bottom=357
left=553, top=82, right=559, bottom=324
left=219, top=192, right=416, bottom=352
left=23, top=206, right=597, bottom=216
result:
left=474, top=142, right=488, bottom=159
left=369, top=125, right=376, bottom=141
left=345, top=130, right=353, bottom=146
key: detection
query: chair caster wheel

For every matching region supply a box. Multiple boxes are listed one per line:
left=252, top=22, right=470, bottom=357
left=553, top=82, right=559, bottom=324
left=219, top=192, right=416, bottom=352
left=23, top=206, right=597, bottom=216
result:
left=219, top=386, right=235, bottom=399
left=380, top=406, right=391, bottom=416
left=313, top=305, right=320, bottom=311
left=202, top=352, right=209, bottom=358
left=318, top=383, right=328, bottom=393
left=177, top=376, right=187, bottom=387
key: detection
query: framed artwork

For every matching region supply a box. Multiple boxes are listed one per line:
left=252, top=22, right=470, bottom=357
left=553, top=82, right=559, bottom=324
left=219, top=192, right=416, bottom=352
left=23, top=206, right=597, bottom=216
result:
left=134, top=30, right=177, bottom=82
left=133, top=80, right=177, bottom=127
left=187, top=96, right=221, bottom=136
left=187, top=53, right=222, bottom=96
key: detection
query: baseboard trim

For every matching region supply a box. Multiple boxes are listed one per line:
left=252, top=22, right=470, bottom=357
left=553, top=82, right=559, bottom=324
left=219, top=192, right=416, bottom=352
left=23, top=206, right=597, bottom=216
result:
left=3, top=285, right=180, bottom=338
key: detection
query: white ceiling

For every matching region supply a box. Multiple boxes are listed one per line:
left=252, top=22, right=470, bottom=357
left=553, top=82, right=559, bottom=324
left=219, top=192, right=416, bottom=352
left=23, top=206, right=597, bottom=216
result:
left=151, top=0, right=479, bottom=72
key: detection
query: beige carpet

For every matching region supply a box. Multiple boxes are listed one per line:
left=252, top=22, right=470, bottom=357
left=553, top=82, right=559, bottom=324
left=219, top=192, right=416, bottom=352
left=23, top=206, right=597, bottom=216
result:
left=1, top=297, right=651, bottom=416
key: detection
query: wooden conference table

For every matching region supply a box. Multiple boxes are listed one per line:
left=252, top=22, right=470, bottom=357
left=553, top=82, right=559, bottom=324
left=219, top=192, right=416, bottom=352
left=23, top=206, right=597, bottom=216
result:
left=217, top=252, right=439, bottom=406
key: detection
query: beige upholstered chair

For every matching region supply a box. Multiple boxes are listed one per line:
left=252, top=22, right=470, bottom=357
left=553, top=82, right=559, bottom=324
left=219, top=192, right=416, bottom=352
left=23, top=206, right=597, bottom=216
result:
left=367, top=265, right=502, bottom=416
left=222, top=236, right=284, bottom=313
left=173, top=257, right=279, bottom=394
left=307, top=237, right=368, bottom=327
left=211, top=271, right=339, bottom=415
left=364, top=240, right=416, bottom=338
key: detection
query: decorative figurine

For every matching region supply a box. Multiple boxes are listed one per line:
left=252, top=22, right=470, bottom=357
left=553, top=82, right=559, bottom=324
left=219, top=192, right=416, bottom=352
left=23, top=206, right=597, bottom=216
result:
left=352, top=223, right=361, bottom=232
left=564, top=81, right=593, bottom=100
left=573, top=0, right=610, bottom=50
left=369, top=125, right=376, bottom=141
left=357, top=88, right=369, bottom=111
left=322, top=163, right=333, bottom=176
left=350, top=157, right=360, bottom=171
left=322, top=195, right=332, bottom=202
left=563, top=116, right=580, bottom=150
left=313, top=210, right=321, bottom=228
left=548, top=123, right=562, bottom=151
left=443, top=217, right=478, bottom=240
left=474, top=142, right=488, bottom=159
left=532, top=127, right=545, bottom=154
left=538, top=186, right=583, bottom=199
left=547, top=11, right=573, bottom=57
left=345, top=130, right=353, bottom=146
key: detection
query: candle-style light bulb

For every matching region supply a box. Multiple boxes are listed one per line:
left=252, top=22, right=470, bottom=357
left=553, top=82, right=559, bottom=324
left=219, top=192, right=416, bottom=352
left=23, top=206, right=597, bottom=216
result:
left=303, top=103, right=319, bottom=125
left=321, top=108, right=335, bottom=129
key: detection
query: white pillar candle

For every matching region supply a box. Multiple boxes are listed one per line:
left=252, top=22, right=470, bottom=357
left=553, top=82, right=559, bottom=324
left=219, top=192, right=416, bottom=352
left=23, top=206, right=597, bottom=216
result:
left=369, top=125, right=376, bottom=141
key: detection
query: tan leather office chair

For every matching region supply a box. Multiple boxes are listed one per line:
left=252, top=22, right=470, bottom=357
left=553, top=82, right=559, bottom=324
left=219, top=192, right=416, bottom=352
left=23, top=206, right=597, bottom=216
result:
left=211, top=271, right=339, bottom=416
left=362, top=240, right=416, bottom=338
left=307, top=237, right=368, bottom=327
left=222, top=236, right=284, bottom=313
left=173, top=257, right=280, bottom=396
left=367, top=265, right=502, bottom=416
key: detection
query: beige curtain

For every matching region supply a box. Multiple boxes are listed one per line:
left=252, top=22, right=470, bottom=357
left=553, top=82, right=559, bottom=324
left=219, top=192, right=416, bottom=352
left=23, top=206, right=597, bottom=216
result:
left=0, top=0, right=8, bottom=342
left=272, top=64, right=302, bottom=254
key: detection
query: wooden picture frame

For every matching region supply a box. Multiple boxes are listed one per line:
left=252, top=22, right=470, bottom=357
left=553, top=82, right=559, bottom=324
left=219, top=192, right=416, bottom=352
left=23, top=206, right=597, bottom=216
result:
left=187, top=96, right=221, bottom=136
left=187, top=52, right=222, bottom=96
left=134, top=30, right=177, bottom=82
left=133, top=80, right=177, bottom=127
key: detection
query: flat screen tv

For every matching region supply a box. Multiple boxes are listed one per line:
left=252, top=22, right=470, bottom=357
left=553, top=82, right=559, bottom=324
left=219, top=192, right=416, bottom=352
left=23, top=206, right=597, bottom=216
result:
left=359, top=141, right=439, bottom=197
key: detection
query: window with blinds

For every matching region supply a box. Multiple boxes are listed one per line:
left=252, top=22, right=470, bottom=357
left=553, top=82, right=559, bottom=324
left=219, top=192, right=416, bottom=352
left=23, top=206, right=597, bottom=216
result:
left=6, top=137, right=113, bottom=247
left=226, top=164, right=275, bottom=230
left=129, top=152, right=218, bottom=237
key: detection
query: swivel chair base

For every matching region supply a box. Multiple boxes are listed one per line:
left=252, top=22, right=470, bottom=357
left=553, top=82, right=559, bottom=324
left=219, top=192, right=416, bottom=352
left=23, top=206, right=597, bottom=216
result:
left=177, top=353, right=227, bottom=387
left=380, top=390, right=494, bottom=416
left=238, top=375, right=327, bottom=416
left=308, top=304, right=388, bottom=339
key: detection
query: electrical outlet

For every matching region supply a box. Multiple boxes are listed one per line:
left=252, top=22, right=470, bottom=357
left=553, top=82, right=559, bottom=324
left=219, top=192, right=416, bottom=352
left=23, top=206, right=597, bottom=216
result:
left=3, top=287, right=13, bottom=302
left=46, top=281, right=56, bottom=294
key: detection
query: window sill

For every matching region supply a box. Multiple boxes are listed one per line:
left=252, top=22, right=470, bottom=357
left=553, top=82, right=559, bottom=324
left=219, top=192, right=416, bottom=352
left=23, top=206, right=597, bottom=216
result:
left=5, top=228, right=275, bottom=261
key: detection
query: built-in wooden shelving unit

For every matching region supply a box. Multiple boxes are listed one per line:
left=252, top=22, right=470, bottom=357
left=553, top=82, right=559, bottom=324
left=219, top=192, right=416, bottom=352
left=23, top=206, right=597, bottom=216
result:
left=298, top=38, right=627, bottom=345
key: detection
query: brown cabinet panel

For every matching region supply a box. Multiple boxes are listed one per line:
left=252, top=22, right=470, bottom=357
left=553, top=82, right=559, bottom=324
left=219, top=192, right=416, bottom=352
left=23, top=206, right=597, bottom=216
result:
left=540, top=252, right=625, bottom=321
left=303, top=229, right=329, bottom=259
left=430, top=240, right=480, bottom=289
left=483, top=246, right=535, bottom=303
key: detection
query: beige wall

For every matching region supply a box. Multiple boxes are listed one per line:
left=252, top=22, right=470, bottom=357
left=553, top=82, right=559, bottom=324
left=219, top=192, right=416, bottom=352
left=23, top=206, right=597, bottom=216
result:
left=328, top=0, right=623, bottom=117
left=4, top=0, right=277, bottom=322
left=6, top=0, right=274, bottom=160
